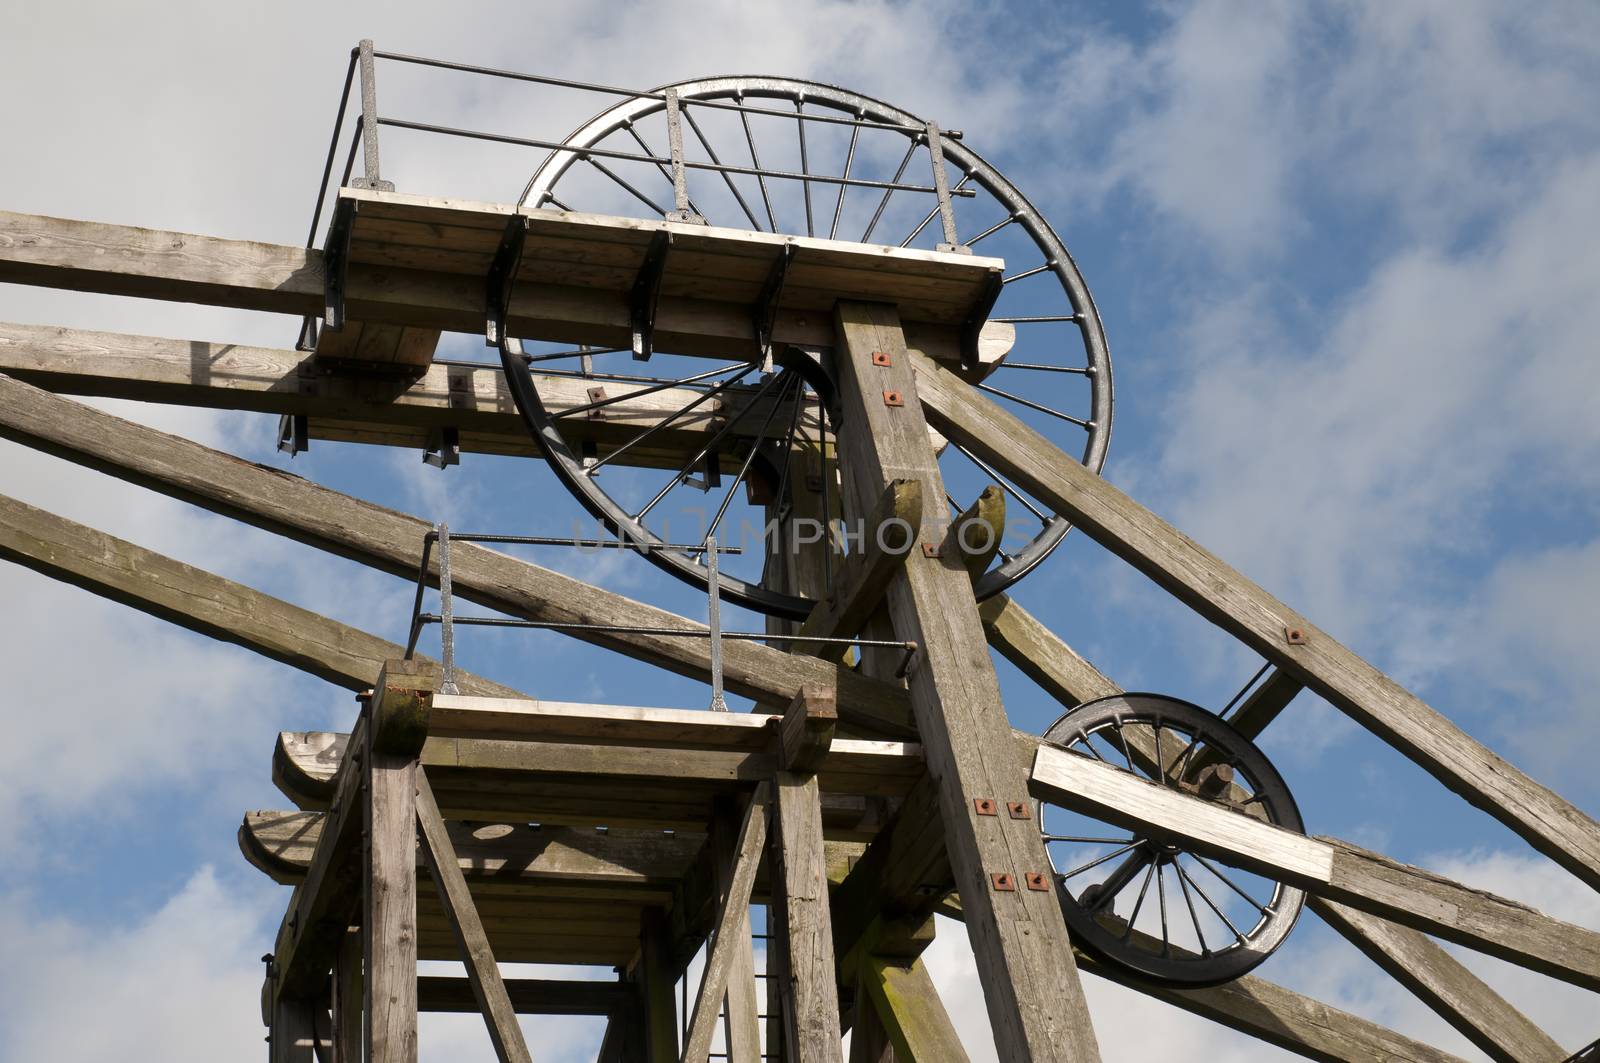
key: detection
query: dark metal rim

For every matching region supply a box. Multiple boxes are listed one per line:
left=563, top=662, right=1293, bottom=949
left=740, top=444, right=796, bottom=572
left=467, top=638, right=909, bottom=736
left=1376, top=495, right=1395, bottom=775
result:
left=514, top=75, right=1113, bottom=615
left=1039, top=692, right=1306, bottom=986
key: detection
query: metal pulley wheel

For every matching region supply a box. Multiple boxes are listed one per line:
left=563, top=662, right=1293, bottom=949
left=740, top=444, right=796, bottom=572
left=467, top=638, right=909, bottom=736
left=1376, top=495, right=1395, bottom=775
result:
left=501, top=75, right=1113, bottom=618
left=1037, top=692, right=1307, bottom=985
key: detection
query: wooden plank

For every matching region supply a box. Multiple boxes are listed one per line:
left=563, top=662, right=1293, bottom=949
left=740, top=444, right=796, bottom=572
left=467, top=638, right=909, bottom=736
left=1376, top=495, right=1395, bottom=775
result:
left=1031, top=742, right=1600, bottom=990
left=709, top=798, right=762, bottom=1063
left=416, top=975, right=631, bottom=1016
left=987, top=627, right=1555, bottom=1056
left=269, top=995, right=324, bottom=1063
left=0, top=493, right=520, bottom=698
left=415, top=770, right=533, bottom=1063
left=912, top=349, right=1600, bottom=890
left=832, top=301, right=1100, bottom=1062
left=772, top=771, right=845, bottom=1061
left=858, top=956, right=969, bottom=1063
left=639, top=912, right=681, bottom=1063
left=334, top=929, right=362, bottom=1063
left=683, top=783, right=770, bottom=1062
left=0, top=321, right=789, bottom=468
left=792, top=479, right=922, bottom=661
left=0, top=208, right=996, bottom=363
left=365, top=666, right=424, bottom=1063
left=0, top=374, right=915, bottom=734
left=1312, top=900, right=1564, bottom=1063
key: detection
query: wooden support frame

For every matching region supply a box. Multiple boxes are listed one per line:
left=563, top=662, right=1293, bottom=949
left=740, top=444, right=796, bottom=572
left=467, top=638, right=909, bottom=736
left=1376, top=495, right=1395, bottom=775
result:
left=0, top=372, right=914, bottom=735
left=415, top=768, right=533, bottom=1063
left=831, top=301, right=1100, bottom=1061
left=911, top=349, right=1600, bottom=890
left=683, top=783, right=770, bottom=1062
left=709, top=796, right=763, bottom=1062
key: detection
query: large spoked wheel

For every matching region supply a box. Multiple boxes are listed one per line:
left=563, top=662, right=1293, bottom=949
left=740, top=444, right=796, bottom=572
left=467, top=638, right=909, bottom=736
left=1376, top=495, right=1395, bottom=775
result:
left=502, top=76, right=1113, bottom=619
left=1038, top=693, right=1306, bottom=986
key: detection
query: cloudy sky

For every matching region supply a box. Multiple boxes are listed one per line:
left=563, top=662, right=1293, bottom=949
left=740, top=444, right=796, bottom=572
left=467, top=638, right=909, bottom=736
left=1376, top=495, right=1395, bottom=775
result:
left=2, top=1, right=1598, bottom=1059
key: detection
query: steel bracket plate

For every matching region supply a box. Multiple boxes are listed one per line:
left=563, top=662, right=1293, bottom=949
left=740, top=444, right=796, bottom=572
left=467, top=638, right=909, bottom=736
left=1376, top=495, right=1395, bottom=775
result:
left=485, top=214, right=531, bottom=347
left=629, top=231, right=673, bottom=361
left=321, top=198, right=358, bottom=333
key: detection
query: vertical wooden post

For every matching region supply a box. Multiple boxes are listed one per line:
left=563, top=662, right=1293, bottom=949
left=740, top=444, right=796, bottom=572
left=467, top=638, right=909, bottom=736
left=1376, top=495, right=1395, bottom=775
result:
left=269, top=995, right=321, bottom=1063
left=639, top=911, right=681, bottom=1063
left=831, top=301, right=1101, bottom=1061
left=333, top=929, right=362, bottom=1063
left=363, top=660, right=431, bottom=1063
left=858, top=955, right=970, bottom=1062
left=772, top=689, right=845, bottom=1062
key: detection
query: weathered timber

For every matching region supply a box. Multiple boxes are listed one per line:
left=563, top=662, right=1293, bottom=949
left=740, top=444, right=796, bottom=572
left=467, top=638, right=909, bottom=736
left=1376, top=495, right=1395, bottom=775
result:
left=415, top=770, right=532, bottom=1063
left=334, top=929, right=362, bottom=1063
left=857, top=956, right=970, bottom=1063
left=1031, top=742, right=1600, bottom=990
left=365, top=666, right=421, bottom=1063
left=0, top=321, right=796, bottom=469
left=985, top=627, right=1553, bottom=1057
left=0, top=494, right=518, bottom=698
left=1312, top=901, right=1565, bottom=1063
left=416, top=975, right=632, bottom=1016
left=912, top=349, right=1600, bottom=889
left=0, top=374, right=913, bottom=734
left=832, top=301, right=1100, bottom=1062
left=0, top=208, right=998, bottom=364
left=950, top=485, right=1004, bottom=580
left=771, top=693, right=845, bottom=1061
left=268, top=714, right=367, bottom=1001
left=683, top=783, right=770, bottom=1062
left=709, top=796, right=762, bottom=1063
left=638, top=912, right=681, bottom=1063
left=791, top=479, right=922, bottom=661
left=269, top=995, right=326, bottom=1063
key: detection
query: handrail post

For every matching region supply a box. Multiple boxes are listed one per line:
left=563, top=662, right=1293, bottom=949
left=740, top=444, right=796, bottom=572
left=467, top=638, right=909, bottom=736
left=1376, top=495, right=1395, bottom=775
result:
left=353, top=40, right=395, bottom=192
left=663, top=89, right=703, bottom=224
left=925, top=120, right=964, bottom=252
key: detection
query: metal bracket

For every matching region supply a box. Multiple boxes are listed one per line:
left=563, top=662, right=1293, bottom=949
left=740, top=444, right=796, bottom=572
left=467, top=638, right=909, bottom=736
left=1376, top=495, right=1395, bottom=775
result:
left=754, top=243, right=795, bottom=368
left=661, top=88, right=704, bottom=225
left=1284, top=625, right=1308, bottom=645
left=883, top=389, right=905, bottom=407
left=1024, top=871, right=1050, bottom=891
left=485, top=214, right=530, bottom=347
left=1007, top=801, right=1031, bottom=820
left=321, top=198, right=358, bottom=333
left=276, top=413, right=309, bottom=456
left=423, top=427, right=460, bottom=469
left=925, top=120, right=962, bottom=250
left=871, top=350, right=893, bottom=367
left=295, top=315, right=319, bottom=352
left=630, top=231, right=672, bottom=361
left=960, top=268, right=1005, bottom=372
left=991, top=872, right=1016, bottom=892
left=973, top=797, right=997, bottom=816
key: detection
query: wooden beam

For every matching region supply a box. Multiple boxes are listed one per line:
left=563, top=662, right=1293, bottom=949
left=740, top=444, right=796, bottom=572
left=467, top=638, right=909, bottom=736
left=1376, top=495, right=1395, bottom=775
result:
left=334, top=930, right=362, bottom=1063
left=638, top=912, right=681, bottom=1063
left=416, top=975, right=631, bottom=1016
left=415, top=770, right=532, bottom=1063
left=0, top=321, right=794, bottom=469
left=792, top=479, right=922, bottom=661
left=268, top=995, right=325, bottom=1063
left=709, top=797, right=762, bottom=1063
left=771, top=693, right=845, bottom=1062
left=857, top=956, right=969, bottom=1063
left=832, top=301, right=1100, bottom=1062
left=0, top=373, right=914, bottom=735
left=949, top=485, right=1004, bottom=580
left=365, top=662, right=429, bottom=1063
left=684, top=783, right=770, bottom=1062
left=912, top=349, right=1600, bottom=890
left=1311, top=901, right=1565, bottom=1063
left=977, top=593, right=1121, bottom=707
left=1228, top=667, right=1303, bottom=737
left=0, top=209, right=987, bottom=364
left=1031, top=741, right=1600, bottom=990
left=0, top=493, right=519, bottom=697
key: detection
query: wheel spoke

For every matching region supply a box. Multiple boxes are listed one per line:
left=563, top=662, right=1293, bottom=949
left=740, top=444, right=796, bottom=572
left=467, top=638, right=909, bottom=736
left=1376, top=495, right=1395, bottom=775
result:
left=634, top=369, right=786, bottom=520
left=829, top=119, right=861, bottom=240
left=554, top=362, right=749, bottom=420
left=1175, top=858, right=1248, bottom=944
left=524, top=345, right=629, bottom=364
left=975, top=381, right=1092, bottom=429
left=694, top=373, right=801, bottom=548
left=586, top=156, right=669, bottom=216
left=1189, top=852, right=1271, bottom=916
left=965, top=213, right=1016, bottom=246
left=1174, top=856, right=1211, bottom=956
left=681, top=104, right=765, bottom=232
left=621, top=122, right=706, bottom=220
left=585, top=363, right=760, bottom=475
left=737, top=101, right=779, bottom=232
left=1002, top=260, right=1054, bottom=284
left=1121, top=861, right=1158, bottom=941
left=1042, top=834, right=1136, bottom=845
left=899, top=172, right=973, bottom=247
left=859, top=137, right=920, bottom=243
left=1059, top=841, right=1143, bottom=881
left=995, top=361, right=1092, bottom=375
left=950, top=442, right=1050, bottom=522
left=1156, top=861, right=1171, bottom=956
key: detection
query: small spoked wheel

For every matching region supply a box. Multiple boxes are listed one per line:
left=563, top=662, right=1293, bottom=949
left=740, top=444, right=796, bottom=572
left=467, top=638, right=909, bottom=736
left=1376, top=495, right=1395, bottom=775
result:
left=1037, top=693, right=1306, bottom=986
left=503, top=75, right=1113, bottom=619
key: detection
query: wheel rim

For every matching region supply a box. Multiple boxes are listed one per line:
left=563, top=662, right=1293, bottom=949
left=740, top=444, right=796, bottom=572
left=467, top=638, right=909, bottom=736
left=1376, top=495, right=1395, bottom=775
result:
left=1038, top=693, right=1306, bottom=985
left=506, top=76, right=1113, bottom=617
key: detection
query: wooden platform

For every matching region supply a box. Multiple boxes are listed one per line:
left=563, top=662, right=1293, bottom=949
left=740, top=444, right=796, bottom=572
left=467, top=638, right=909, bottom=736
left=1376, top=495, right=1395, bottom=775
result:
left=318, top=187, right=1009, bottom=369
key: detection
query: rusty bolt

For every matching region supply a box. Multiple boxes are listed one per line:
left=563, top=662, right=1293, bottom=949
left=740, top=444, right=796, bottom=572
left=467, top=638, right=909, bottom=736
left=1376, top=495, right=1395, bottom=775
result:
left=921, top=542, right=942, bottom=558
left=871, top=350, right=893, bottom=367
left=1285, top=625, right=1307, bottom=645
left=991, top=872, right=1016, bottom=891
left=883, top=389, right=904, bottom=407
left=973, top=797, right=997, bottom=816
left=1025, top=871, right=1050, bottom=891
left=1007, top=801, right=1030, bottom=820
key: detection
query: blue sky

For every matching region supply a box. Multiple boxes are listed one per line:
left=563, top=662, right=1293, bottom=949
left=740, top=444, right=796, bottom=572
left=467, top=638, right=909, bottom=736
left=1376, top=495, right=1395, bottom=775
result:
left=1, top=2, right=1598, bottom=1059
